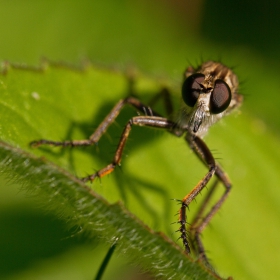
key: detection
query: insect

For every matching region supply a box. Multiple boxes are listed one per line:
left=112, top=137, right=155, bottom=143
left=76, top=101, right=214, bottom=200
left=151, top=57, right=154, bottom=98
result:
left=30, top=61, right=243, bottom=267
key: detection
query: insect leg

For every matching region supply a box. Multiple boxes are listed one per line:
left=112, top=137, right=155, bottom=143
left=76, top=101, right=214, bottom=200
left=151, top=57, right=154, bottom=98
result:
left=179, top=135, right=217, bottom=254
left=188, top=179, right=219, bottom=254
left=30, top=96, right=164, bottom=148
left=148, top=87, right=174, bottom=117
left=81, top=116, right=175, bottom=182
left=179, top=134, right=231, bottom=265
left=191, top=165, right=231, bottom=264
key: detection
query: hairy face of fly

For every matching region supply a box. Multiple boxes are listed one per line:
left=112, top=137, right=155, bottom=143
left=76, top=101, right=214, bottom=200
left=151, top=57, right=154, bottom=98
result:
left=178, top=61, right=240, bottom=137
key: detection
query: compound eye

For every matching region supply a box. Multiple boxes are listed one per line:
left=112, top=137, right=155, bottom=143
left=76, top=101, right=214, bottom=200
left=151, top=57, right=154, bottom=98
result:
left=210, top=79, right=231, bottom=114
left=182, top=73, right=205, bottom=107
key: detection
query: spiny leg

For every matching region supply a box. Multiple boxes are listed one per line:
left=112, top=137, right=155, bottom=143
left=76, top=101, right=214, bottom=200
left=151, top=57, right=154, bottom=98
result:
left=179, top=167, right=216, bottom=255
left=179, top=134, right=231, bottom=266
left=179, top=135, right=217, bottom=257
left=191, top=166, right=231, bottom=264
left=81, top=116, right=175, bottom=182
left=30, top=96, right=165, bottom=148
left=188, top=179, right=219, bottom=256
left=190, top=179, right=219, bottom=232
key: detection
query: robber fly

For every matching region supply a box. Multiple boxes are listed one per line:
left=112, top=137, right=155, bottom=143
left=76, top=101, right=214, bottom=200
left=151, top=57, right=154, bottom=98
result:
left=30, top=61, right=243, bottom=267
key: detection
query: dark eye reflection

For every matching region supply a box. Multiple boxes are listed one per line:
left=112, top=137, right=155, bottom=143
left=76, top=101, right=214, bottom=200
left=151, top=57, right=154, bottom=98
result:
left=210, top=80, right=231, bottom=114
left=182, top=73, right=205, bottom=107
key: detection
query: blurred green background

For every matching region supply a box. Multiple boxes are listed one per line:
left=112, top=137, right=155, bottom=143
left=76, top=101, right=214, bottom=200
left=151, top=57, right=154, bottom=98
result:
left=1, top=0, right=280, bottom=279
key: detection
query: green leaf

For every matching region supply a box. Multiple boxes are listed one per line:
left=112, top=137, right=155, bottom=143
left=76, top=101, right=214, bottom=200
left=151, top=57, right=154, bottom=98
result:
left=0, top=1, right=280, bottom=280
left=0, top=64, right=220, bottom=280
left=1, top=57, right=280, bottom=280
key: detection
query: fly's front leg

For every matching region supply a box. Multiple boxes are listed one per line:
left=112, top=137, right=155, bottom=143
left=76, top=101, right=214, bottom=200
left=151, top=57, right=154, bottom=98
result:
left=179, top=135, right=217, bottom=256
left=81, top=116, right=175, bottom=182
left=188, top=179, right=219, bottom=254
left=179, top=134, right=231, bottom=266
left=191, top=165, right=231, bottom=265
left=189, top=179, right=219, bottom=234
left=30, top=96, right=164, bottom=148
